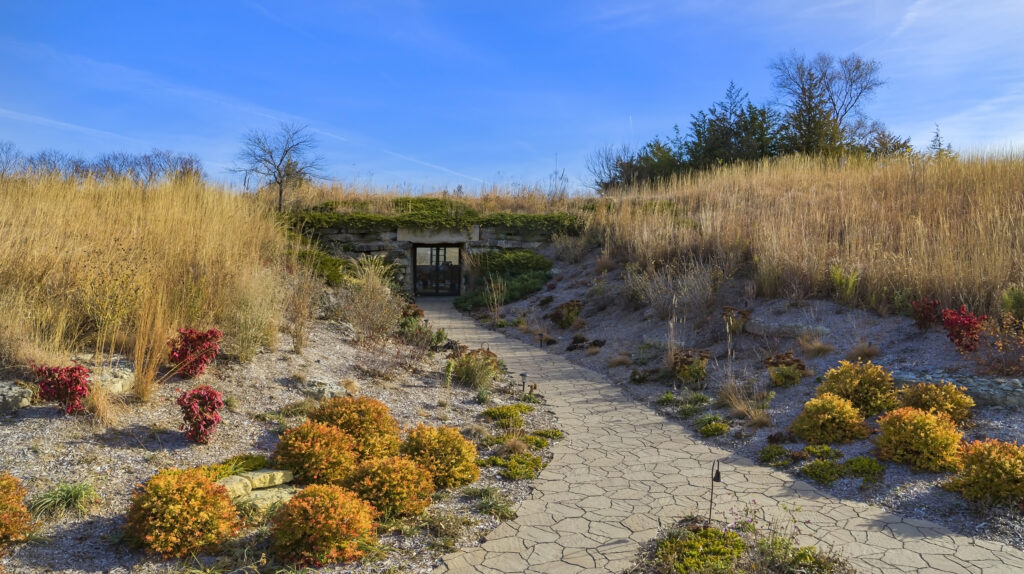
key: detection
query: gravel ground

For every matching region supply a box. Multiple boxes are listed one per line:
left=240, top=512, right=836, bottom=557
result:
left=0, top=318, right=557, bottom=573
left=486, top=245, right=1024, bottom=553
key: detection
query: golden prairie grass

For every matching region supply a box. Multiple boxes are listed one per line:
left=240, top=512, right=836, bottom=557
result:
left=0, top=174, right=288, bottom=369
left=587, top=154, right=1024, bottom=314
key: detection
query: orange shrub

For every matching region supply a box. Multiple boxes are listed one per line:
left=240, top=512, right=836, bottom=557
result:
left=817, top=361, right=898, bottom=416
left=947, top=439, right=1024, bottom=505
left=309, top=396, right=401, bottom=459
left=270, top=484, right=377, bottom=567
left=274, top=421, right=359, bottom=485
left=899, top=381, right=975, bottom=424
left=790, top=393, right=871, bottom=444
left=124, top=468, right=239, bottom=558
left=401, top=425, right=480, bottom=489
left=345, top=456, right=435, bottom=520
left=0, top=472, right=34, bottom=553
left=876, top=407, right=961, bottom=472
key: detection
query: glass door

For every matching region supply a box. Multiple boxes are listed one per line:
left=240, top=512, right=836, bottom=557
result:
left=414, top=246, right=461, bottom=296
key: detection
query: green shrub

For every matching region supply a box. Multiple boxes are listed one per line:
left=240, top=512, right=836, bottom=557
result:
left=124, top=468, right=240, bottom=558
left=475, top=212, right=583, bottom=237
left=695, top=414, right=729, bottom=437
left=764, top=352, right=808, bottom=388
left=817, top=361, right=898, bottom=416
left=532, top=428, right=564, bottom=440
left=451, top=348, right=503, bottom=392
left=899, top=381, right=975, bottom=424
left=656, top=392, right=677, bottom=406
left=947, top=439, right=1024, bottom=505
left=654, top=526, right=745, bottom=573
left=876, top=407, right=961, bottom=472
left=309, top=396, right=401, bottom=459
left=472, top=249, right=552, bottom=277
left=758, top=444, right=794, bottom=467
left=790, top=393, right=871, bottom=444
left=297, top=248, right=350, bottom=286
left=454, top=250, right=552, bottom=311
left=270, top=484, right=378, bottom=567
left=482, top=453, right=545, bottom=480
left=520, top=434, right=548, bottom=449
left=28, top=482, right=99, bottom=519
left=482, top=404, right=534, bottom=430
left=274, top=421, right=359, bottom=485
left=401, top=425, right=481, bottom=489
left=843, top=456, right=885, bottom=485
left=397, top=315, right=448, bottom=352
left=768, top=364, right=805, bottom=388
left=804, top=445, right=843, bottom=460
left=0, top=472, right=35, bottom=551
left=205, top=454, right=269, bottom=480
left=345, top=456, right=435, bottom=520
left=462, top=486, right=516, bottom=519
left=673, top=350, right=711, bottom=388
left=754, top=534, right=845, bottom=572
left=801, top=459, right=846, bottom=486
left=1001, top=285, right=1024, bottom=319
left=549, top=300, right=582, bottom=329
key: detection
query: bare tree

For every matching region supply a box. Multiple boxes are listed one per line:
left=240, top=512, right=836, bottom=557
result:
left=0, top=141, right=22, bottom=177
left=25, top=149, right=88, bottom=176
left=770, top=52, right=884, bottom=137
left=585, top=144, right=634, bottom=192
left=232, top=123, right=322, bottom=211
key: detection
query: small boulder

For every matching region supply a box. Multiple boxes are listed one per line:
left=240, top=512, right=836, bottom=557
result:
left=216, top=475, right=252, bottom=500
left=238, top=469, right=293, bottom=490
left=0, top=381, right=32, bottom=414
left=242, top=486, right=297, bottom=514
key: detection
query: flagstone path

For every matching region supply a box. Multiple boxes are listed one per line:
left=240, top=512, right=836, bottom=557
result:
left=419, top=298, right=1024, bottom=574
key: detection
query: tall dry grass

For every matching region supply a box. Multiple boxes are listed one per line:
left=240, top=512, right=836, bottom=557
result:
left=0, top=173, right=288, bottom=369
left=588, top=154, right=1024, bottom=314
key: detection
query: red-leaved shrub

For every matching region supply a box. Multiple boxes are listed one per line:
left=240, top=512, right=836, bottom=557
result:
left=177, top=385, right=224, bottom=444
left=911, top=298, right=941, bottom=330
left=33, top=364, right=91, bottom=414
left=942, top=305, right=986, bottom=353
left=168, top=327, right=223, bottom=378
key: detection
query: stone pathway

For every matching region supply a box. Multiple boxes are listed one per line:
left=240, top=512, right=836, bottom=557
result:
left=418, top=298, right=1024, bottom=574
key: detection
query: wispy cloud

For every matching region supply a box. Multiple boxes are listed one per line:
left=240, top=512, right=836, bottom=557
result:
left=932, top=83, right=1024, bottom=148
left=1, top=39, right=482, bottom=182
left=380, top=148, right=483, bottom=183
left=239, top=0, right=318, bottom=42
left=0, top=107, right=136, bottom=142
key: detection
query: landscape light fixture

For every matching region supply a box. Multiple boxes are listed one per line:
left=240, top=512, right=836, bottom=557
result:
left=520, top=373, right=528, bottom=393
left=424, top=319, right=429, bottom=329
left=708, top=460, right=722, bottom=525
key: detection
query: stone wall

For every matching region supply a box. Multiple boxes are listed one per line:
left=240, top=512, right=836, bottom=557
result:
left=317, top=224, right=547, bottom=295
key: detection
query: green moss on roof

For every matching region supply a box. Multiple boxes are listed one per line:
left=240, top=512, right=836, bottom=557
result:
left=284, top=198, right=583, bottom=238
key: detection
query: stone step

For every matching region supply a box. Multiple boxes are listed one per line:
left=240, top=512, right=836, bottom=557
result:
left=216, top=469, right=294, bottom=500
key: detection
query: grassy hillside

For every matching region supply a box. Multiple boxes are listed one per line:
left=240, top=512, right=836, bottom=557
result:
left=289, top=154, right=1024, bottom=315
left=0, top=174, right=288, bottom=367
left=587, top=154, right=1024, bottom=314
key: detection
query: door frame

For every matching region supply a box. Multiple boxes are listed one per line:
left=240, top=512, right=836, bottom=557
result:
left=412, top=244, right=463, bottom=296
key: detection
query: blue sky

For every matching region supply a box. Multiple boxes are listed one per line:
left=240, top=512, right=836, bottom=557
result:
left=1, top=1, right=1022, bottom=190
